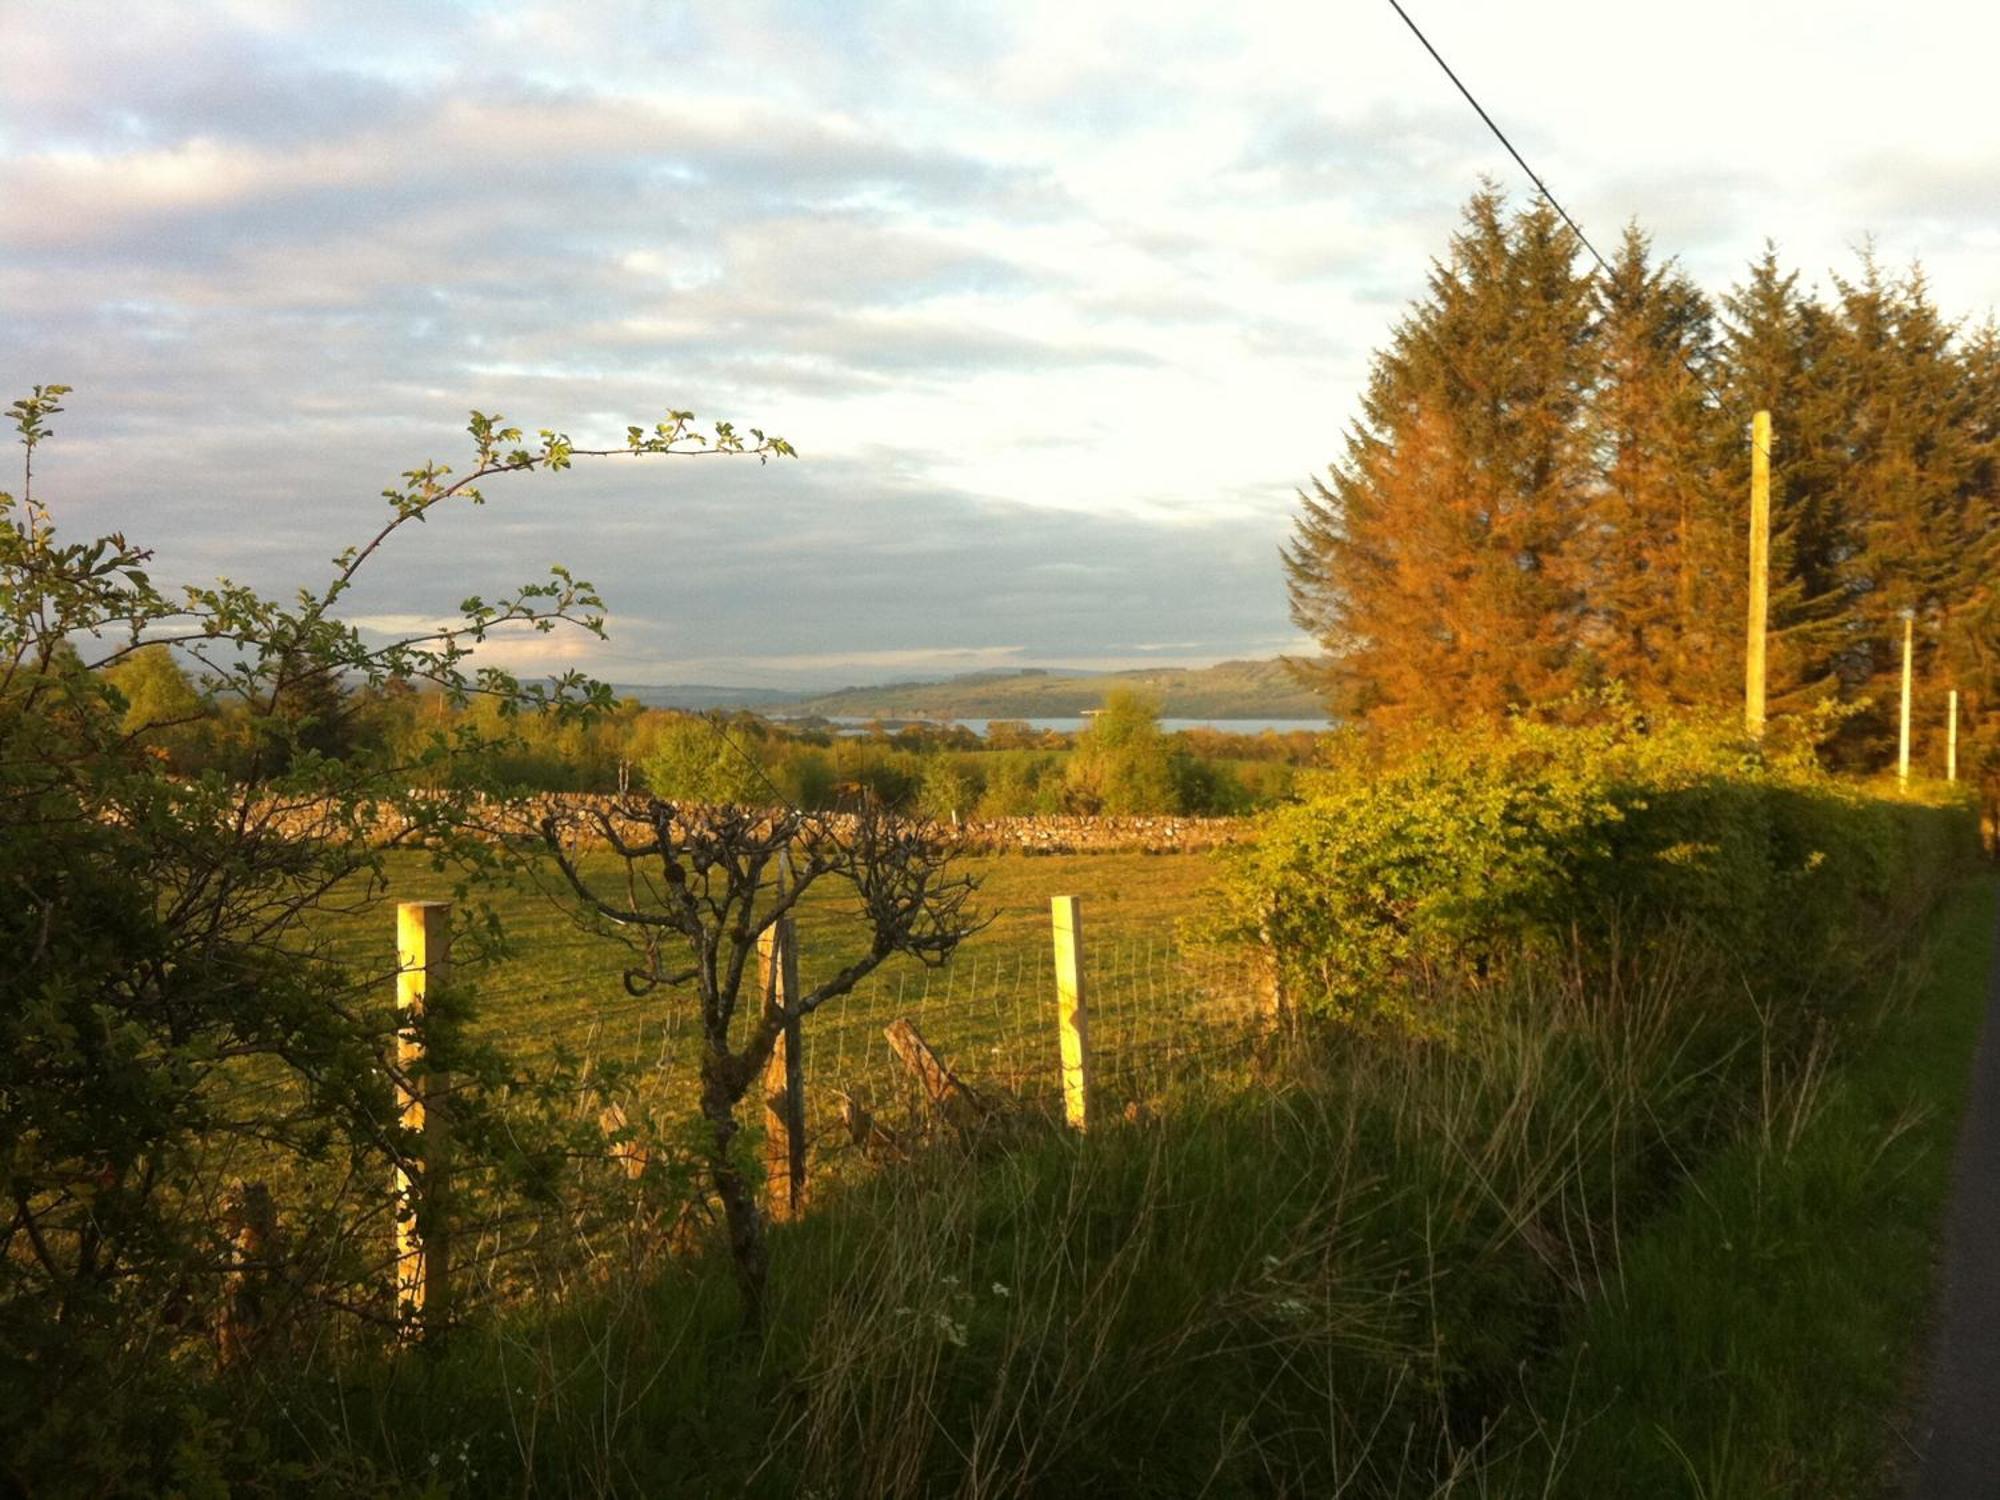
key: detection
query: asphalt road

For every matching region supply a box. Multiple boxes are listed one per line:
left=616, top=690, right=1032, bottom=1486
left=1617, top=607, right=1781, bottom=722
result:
left=1911, top=889, right=2000, bottom=1497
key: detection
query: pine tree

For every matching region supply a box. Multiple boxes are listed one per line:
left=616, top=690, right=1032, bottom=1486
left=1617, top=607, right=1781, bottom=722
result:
left=1939, top=320, right=2000, bottom=805
left=1716, top=246, right=1849, bottom=720
left=1575, top=226, right=1735, bottom=706
left=1820, top=256, right=1988, bottom=765
left=1285, top=188, right=1597, bottom=725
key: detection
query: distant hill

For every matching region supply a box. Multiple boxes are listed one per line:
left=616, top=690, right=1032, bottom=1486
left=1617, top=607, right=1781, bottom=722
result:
left=609, top=683, right=801, bottom=711
left=790, top=658, right=1325, bottom=720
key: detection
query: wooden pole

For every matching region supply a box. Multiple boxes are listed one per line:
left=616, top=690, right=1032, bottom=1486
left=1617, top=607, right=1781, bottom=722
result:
left=394, top=900, right=451, bottom=1328
left=219, top=1179, right=274, bottom=1367
left=1745, top=410, right=1772, bottom=739
left=885, top=1017, right=986, bottom=1128
left=758, top=917, right=806, bottom=1222
left=1949, top=688, right=1960, bottom=784
left=1256, top=908, right=1288, bottom=1033
left=1899, top=610, right=1915, bottom=786
left=1050, top=895, right=1093, bottom=1132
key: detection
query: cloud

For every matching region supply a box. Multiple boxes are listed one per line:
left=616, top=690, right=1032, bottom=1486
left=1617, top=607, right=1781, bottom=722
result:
left=11, top=0, right=2000, bottom=690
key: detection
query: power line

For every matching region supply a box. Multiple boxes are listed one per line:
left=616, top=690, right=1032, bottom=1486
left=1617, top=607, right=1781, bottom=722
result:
left=1383, top=0, right=1772, bottom=457
left=1383, top=0, right=1610, bottom=276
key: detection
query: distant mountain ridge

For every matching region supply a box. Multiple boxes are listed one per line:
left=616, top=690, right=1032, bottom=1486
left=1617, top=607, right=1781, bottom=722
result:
left=789, top=658, right=1324, bottom=720
left=607, top=683, right=800, bottom=711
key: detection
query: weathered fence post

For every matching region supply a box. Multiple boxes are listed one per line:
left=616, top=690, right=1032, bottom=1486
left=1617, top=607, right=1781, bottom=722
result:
left=759, top=915, right=807, bottom=1222
left=885, top=1017, right=986, bottom=1129
left=599, top=1100, right=649, bottom=1180
left=1256, top=914, right=1290, bottom=1034
left=219, top=1178, right=274, bottom=1366
left=394, top=900, right=451, bottom=1329
left=1051, top=895, right=1093, bottom=1131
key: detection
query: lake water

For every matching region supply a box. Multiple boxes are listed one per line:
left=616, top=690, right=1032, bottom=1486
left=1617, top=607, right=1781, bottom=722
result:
left=802, top=715, right=1330, bottom=738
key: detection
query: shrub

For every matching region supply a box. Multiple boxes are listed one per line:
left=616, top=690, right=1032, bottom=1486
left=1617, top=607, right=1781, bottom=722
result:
left=1212, top=701, right=1978, bottom=1027
left=1064, top=688, right=1185, bottom=813
left=637, top=714, right=773, bottom=804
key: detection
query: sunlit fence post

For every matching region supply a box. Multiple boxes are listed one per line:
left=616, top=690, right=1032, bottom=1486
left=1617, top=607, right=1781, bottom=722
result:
left=1051, top=895, right=1093, bottom=1131
left=1257, top=909, right=1289, bottom=1033
left=394, top=900, right=451, bottom=1329
left=1949, top=688, right=1960, bottom=784
left=759, top=915, right=807, bottom=1221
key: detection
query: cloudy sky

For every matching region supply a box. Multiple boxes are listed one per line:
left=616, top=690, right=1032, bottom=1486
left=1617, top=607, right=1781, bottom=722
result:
left=4, top=1, right=1996, bottom=689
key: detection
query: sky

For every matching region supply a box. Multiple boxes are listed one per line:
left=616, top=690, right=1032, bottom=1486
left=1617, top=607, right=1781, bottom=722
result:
left=4, top=1, right=1998, bottom=690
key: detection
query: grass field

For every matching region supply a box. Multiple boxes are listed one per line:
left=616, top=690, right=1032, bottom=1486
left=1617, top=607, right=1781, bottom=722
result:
left=316, top=847, right=1254, bottom=1157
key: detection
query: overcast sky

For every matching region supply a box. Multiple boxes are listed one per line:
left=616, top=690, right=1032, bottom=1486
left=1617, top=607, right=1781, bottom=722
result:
left=4, top=1, right=1996, bottom=689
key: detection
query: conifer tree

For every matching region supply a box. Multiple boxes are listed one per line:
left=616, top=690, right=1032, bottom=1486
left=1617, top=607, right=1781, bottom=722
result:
left=1824, top=258, right=1990, bottom=763
left=1716, top=246, right=1849, bottom=719
left=1939, top=320, right=2000, bottom=804
left=1577, top=226, right=1734, bottom=705
left=1285, top=188, right=1597, bottom=724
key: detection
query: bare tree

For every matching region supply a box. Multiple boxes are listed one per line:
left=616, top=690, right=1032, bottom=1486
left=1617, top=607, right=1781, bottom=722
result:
left=539, top=799, right=981, bottom=1325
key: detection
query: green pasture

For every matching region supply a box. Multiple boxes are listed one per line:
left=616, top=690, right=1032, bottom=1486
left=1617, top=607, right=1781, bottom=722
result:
left=315, top=848, right=1254, bottom=1145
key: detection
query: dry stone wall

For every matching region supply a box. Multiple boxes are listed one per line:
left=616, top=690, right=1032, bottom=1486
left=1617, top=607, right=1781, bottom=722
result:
left=261, top=791, right=1250, bottom=855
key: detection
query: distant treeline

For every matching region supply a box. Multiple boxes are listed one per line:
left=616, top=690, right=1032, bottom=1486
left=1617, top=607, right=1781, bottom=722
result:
left=104, top=648, right=1316, bottom=816
left=1288, top=187, right=2000, bottom=781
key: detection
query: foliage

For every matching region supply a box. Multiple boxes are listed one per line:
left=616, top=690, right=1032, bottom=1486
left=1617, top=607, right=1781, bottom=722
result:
left=637, top=713, right=773, bottom=804
left=134, top=858, right=1974, bottom=1497
left=1496, top=874, right=1998, bottom=1495
left=1063, top=688, right=1186, bottom=814
left=1211, top=698, right=1979, bottom=1027
left=1286, top=187, right=1598, bottom=724
left=537, top=800, right=981, bottom=1325
left=0, top=384, right=791, bottom=1485
left=1286, top=188, right=2000, bottom=799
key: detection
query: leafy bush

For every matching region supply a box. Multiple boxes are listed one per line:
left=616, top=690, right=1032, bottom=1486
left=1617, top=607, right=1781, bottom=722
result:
left=637, top=713, right=774, bottom=804
left=1213, top=702, right=1978, bottom=1027
left=1064, top=688, right=1187, bottom=813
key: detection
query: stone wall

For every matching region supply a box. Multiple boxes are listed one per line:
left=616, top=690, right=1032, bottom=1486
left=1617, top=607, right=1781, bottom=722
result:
left=261, top=791, right=1252, bottom=855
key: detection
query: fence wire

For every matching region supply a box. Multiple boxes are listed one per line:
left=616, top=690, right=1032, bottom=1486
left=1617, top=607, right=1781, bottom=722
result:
left=192, top=899, right=1272, bottom=1337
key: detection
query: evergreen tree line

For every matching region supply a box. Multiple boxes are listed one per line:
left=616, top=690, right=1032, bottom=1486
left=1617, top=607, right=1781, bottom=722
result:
left=1286, top=186, right=2000, bottom=779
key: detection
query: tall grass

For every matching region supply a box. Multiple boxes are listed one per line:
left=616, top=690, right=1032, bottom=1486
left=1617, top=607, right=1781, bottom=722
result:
left=219, top=913, right=1865, bottom=1498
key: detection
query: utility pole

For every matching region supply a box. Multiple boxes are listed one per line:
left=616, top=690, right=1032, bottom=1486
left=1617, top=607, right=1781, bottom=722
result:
left=1898, top=609, right=1915, bottom=786
left=1745, top=411, right=1772, bottom=739
left=1949, top=688, right=1959, bottom=784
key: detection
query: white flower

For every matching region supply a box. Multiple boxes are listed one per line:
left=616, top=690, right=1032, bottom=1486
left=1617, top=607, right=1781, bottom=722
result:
left=991, top=1282, right=1010, bottom=1298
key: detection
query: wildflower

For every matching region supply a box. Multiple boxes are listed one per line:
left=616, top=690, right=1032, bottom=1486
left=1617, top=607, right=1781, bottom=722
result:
left=933, top=1311, right=968, bottom=1347
left=991, top=1281, right=1010, bottom=1298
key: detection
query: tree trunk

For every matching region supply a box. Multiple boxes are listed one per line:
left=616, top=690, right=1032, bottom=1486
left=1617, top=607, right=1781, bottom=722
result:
left=700, top=1064, right=767, bottom=1331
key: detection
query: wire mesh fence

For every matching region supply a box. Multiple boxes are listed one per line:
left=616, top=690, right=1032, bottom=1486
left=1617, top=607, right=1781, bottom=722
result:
left=189, top=887, right=1272, bottom=1340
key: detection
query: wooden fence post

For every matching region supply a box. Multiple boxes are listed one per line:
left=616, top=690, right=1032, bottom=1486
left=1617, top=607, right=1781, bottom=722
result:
left=759, top=916, right=806, bottom=1222
left=1051, top=895, right=1093, bottom=1131
left=1256, top=909, right=1289, bottom=1033
left=394, top=900, right=451, bottom=1328
left=219, top=1179, right=274, bottom=1366
left=1949, top=688, right=1960, bottom=784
